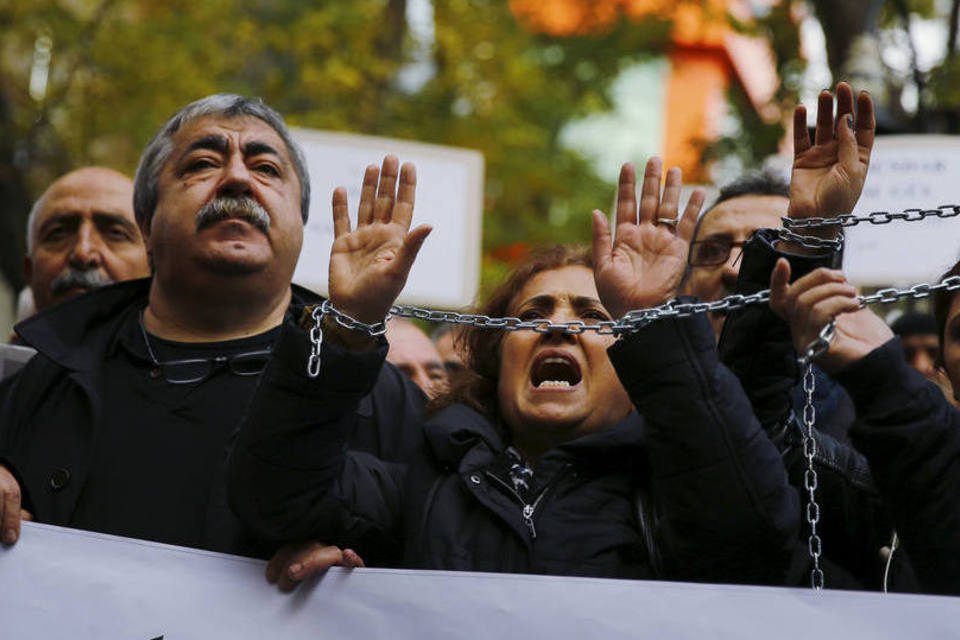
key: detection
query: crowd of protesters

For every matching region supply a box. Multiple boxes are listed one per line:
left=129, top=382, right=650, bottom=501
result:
left=0, top=82, right=958, bottom=600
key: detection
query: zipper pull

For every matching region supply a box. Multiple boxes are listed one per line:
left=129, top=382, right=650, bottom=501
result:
left=522, top=504, right=537, bottom=539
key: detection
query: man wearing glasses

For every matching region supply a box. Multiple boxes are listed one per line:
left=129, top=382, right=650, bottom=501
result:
left=682, top=170, right=791, bottom=339
left=0, top=95, right=422, bottom=557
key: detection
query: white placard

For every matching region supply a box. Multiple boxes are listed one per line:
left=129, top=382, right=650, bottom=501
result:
left=1, top=522, right=957, bottom=639
left=846, top=135, right=960, bottom=285
left=291, top=129, right=484, bottom=309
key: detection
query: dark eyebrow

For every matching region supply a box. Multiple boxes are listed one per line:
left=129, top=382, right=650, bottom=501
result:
left=242, top=140, right=282, bottom=159
left=183, top=134, right=229, bottom=158
left=93, top=212, right=139, bottom=236
left=516, top=294, right=603, bottom=311
left=517, top=294, right=556, bottom=310
left=37, top=212, right=80, bottom=234
left=571, top=295, right=603, bottom=307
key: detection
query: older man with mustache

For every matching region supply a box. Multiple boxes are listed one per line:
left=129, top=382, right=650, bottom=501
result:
left=0, top=95, right=421, bottom=563
left=23, top=167, right=150, bottom=314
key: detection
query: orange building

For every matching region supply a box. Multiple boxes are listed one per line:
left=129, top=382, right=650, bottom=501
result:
left=510, top=0, right=782, bottom=181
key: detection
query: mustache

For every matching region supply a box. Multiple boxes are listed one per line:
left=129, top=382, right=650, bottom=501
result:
left=50, top=267, right=112, bottom=297
left=195, top=197, right=271, bottom=234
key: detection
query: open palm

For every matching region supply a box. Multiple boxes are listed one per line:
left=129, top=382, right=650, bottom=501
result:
left=593, top=158, right=705, bottom=319
left=328, top=155, right=432, bottom=324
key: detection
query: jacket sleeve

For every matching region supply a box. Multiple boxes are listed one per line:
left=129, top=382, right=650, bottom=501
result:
left=718, top=229, right=899, bottom=588
left=718, top=227, right=840, bottom=438
left=837, top=338, right=960, bottom=595
left=226, top=318, right=425, bottom=563
left=608, top=311, right=799, bottom=584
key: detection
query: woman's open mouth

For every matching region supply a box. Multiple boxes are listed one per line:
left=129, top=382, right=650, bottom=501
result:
left=530, top=352, right=582, bottom=389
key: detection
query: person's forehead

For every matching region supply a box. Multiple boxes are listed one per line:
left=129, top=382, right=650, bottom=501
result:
left=514, top=265, right=598, bottom=305
left=39, top=172, right=134, bottom=221
left=387, top=323, right=442, bottom=364
left=170, top=115, right=290, bottom=160
left=698, top=195, right=789, bottom=239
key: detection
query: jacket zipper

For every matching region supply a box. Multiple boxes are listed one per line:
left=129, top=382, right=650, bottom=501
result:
left=484, top=464, right=570, bottom=540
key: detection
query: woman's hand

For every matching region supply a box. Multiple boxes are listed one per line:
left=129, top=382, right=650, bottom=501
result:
left=592, top=158, right=704, bottom=318
left=788, top=82, right=875, bottom=225
left=328, top=155, right=432, bottom=324
left=769, top=259, right=893, bottom=373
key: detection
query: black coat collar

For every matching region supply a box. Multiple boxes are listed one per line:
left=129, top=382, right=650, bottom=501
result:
left=15, top=278, right=322, bottom=372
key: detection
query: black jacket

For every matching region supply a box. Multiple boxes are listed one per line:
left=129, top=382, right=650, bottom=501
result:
left=228, top=310, right=799, bottom=583
left=719, top=229, right=909, bottom=590
left=838, top=338, right=960, bottom=596
left=0, top=278, right=423, bottom=556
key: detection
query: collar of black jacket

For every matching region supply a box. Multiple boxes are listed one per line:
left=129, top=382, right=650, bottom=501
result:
left=14, top=277, right=323, bottom=372
left=424, top=402, right=649, bottom=474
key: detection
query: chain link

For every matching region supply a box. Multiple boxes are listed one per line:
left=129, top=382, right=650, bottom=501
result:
left=801, top=363, right=825, bottom=591
left=797, top=320, right=836, bottom=367
left=781, top=204, right=960, bottom=230
left=776, top=228, right=845, bottom=252
left=307, top=305, right=324, bottom=378
left=304, top=274, right=960, bottom=352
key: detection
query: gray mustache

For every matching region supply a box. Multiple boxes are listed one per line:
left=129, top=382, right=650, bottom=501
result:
left=195, top=197, right=271, bottom=234
left=50, top=268, right=112, bottom=297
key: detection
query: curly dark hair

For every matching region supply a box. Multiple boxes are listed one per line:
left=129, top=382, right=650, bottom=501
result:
left=430, top=245, right=593, bottom=426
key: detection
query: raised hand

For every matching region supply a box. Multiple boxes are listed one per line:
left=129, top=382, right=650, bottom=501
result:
left=769, top=259, right=893, bottom=373
left=328, top=155, right=432, bottom=324
left=592, top=158, right=705, bottom=319
left=789, top=82, right=875, bottom=223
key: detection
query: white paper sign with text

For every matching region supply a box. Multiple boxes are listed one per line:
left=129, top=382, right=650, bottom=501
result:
left=846, top=134, right=960, bottom=285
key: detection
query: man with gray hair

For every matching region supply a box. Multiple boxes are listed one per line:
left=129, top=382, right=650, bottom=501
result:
left=23, top=167, right=149, bottom=314
left=0, top=95, right=422, bottom=560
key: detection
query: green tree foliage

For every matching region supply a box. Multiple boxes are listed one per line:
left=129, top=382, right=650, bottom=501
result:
left=0, top=0, right=675, bottom=292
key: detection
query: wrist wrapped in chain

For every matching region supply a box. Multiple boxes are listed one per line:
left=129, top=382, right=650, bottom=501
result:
left=306, top=300, right=391, bottom=378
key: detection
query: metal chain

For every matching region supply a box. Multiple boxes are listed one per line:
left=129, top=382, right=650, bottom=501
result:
left=776, top=228, right=845, bottom=252
left=801, top=362, right=825, bottom=591
left=797, top=320, right=836, bottom=367
left=302, top=275, right=960, bottom=358
left=781, top=204, right=960, bottom=230
left=307, top=305, right=324, bottom=378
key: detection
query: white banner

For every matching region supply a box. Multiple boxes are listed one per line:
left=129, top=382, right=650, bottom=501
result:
left=846, top=134, right=960, bottom=285
left=1, top=522, right=957, bottom=639
left=291, top=129, right=484, bottom=309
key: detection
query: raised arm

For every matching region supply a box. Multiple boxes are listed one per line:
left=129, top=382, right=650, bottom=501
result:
left=771, top=263, right=960, bottom=594
left=228, top=156, right=430, bottom=556
left=593, top=159, right=799, bottom=583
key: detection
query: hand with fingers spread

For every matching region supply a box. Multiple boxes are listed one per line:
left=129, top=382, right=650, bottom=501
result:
left=789, top=82, right=876, bottom=224
left=592, top=158, right=705, bottom=318
left=769, top=258, right=893, bottom=373
left=1, top=464, right=32, bottom=545
left=266, top=541, right=364, bottom=593
left=328, top=155, right=432, bottom=324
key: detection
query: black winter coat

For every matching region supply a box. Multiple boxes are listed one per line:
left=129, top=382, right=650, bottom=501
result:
left=838, top=339, right=960, bottom=596
left=719, top=229, right=914, bottom=590
left=228, top=310, right=800, bottom=583
left=0, top=279, right=423, bottom=556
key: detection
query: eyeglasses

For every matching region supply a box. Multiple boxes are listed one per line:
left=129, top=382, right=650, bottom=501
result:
left=688, top=238, right=747, bottom=267
left=139, top=311, right=271, bottom=384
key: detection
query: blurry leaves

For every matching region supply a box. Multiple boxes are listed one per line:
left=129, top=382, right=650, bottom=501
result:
left=1, top=0, right=680, bottom=291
